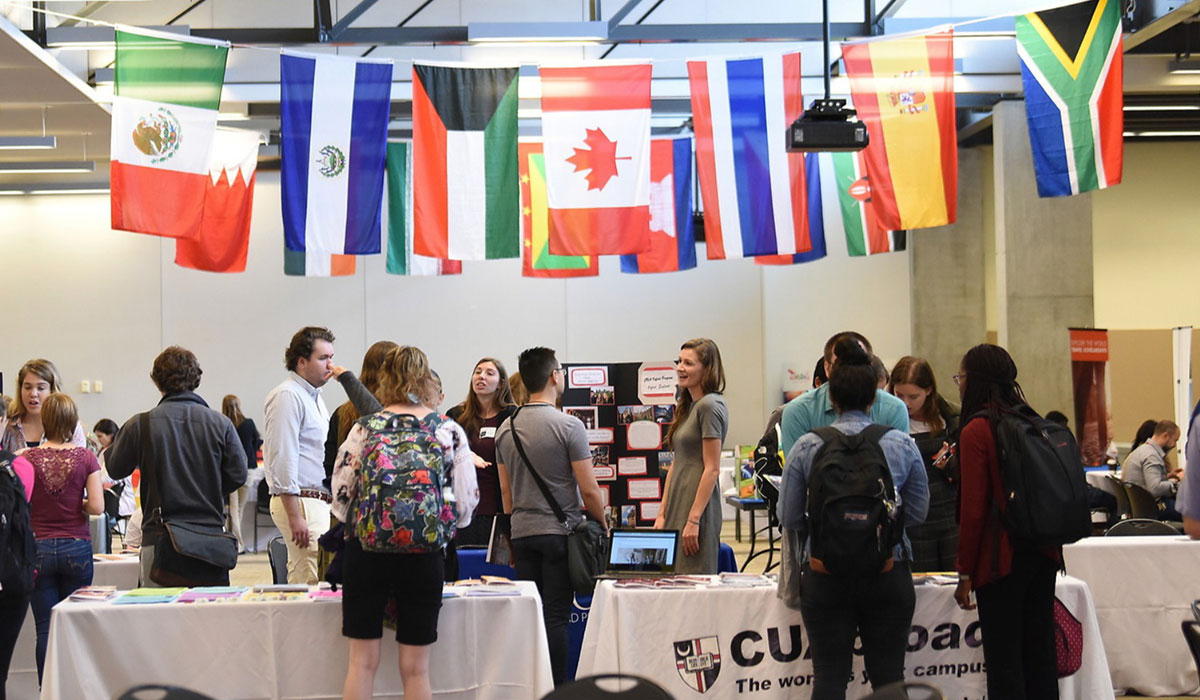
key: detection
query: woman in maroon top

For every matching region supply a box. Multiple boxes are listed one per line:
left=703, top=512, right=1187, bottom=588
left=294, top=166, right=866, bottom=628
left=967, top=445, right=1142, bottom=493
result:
left=25, top=393, right=104, bottom=681
left=446, top=358, right=516, bottom=547
left=953, top=345, right=1060, bottom=700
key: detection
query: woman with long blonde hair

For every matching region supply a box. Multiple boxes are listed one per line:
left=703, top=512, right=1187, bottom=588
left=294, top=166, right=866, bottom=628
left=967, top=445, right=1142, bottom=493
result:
left=654, top=338, right=728, bottom=574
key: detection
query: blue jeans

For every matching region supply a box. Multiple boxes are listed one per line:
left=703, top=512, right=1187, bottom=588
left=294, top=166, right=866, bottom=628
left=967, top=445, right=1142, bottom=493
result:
left=31, top=538, right=93, bottom=682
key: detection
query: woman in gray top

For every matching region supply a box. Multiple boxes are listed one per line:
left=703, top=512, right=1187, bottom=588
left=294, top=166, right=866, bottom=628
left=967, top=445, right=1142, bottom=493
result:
left=655, top=338, right=728, bottom=574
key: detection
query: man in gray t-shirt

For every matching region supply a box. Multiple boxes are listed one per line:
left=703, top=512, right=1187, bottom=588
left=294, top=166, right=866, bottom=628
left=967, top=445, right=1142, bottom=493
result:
left=496, top=347, right=606, bottom=686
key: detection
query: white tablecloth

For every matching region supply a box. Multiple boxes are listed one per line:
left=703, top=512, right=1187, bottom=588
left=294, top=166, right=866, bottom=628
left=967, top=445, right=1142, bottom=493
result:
left=41, top=581, right=553, bottom=700
left=1063, top=535, right=1200, bottom=695
left=6, top=556, right=142, bottom=700
left=578, top=574, right=1112, bottom=700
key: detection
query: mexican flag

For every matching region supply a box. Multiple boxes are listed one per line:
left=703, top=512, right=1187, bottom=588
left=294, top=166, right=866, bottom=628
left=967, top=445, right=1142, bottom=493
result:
left=386, top=142, right=462, bottom=276
left=411, top=63, right=519, bottom=261
left=110, top=29, right=229, bottom=239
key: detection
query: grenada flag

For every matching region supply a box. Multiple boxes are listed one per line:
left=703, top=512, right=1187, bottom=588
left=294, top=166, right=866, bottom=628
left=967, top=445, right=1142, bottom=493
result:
left=110, top=29, right=228, bottom=239
left=519, top=142, right=598, bottom=279
left=842, top=31, right=957, bottom=230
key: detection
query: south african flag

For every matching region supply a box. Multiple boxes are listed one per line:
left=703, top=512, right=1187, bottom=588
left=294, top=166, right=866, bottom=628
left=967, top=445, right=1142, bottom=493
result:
left=1016, top=0, right=1123, bottom=198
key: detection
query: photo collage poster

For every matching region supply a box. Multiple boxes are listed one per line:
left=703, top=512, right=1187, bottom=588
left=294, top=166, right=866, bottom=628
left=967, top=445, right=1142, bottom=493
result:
left=560, top=362, right=678, bottom=529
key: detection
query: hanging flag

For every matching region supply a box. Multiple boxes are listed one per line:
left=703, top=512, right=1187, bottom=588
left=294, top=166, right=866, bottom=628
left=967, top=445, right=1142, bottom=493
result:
left=687, top=52, right=814, bottom=260
left=411, top=63, right=519, bottom=261
left=620, top=137, right=697, bottom=274
left=1016, top=0, right=1123, bottom=197
left=110, top=29, right=228, bottom=239
left=756, top=153, right=827, bottom=265
left=385, top=142, right=462, bottom=276
left=519, top=142, right=598, bottom=278
left=280, top=51, right=391, bottom=256
left=842, top=31, right=957, bottom=230
left=832, top=151, right=905, bottom=256
left=540, top=63, right=652, bottom=256
left=173, top=129, right=260, bottom=273
left=283, top=246, right=356, bottom=277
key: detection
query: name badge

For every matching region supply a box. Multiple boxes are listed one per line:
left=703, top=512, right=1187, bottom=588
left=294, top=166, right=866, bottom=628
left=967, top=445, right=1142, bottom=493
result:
left=479, top=426, right=497, bottom=439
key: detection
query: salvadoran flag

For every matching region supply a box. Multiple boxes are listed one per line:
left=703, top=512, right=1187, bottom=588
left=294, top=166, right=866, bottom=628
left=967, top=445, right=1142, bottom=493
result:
left=687, top=53, right=814, bottom=260
left=280, top=51, right=392, bottom=256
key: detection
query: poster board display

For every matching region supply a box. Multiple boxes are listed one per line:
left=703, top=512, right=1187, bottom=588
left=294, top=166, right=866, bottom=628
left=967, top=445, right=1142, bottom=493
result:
left=562, top=362, right=677, bottom=528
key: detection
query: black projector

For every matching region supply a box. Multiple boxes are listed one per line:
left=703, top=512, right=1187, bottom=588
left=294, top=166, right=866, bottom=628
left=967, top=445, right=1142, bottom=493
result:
left=787, top=98, right=869, bottom=152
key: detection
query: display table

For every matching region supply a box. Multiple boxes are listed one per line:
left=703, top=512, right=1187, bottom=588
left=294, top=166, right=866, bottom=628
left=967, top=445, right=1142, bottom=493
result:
left=40, top=581, right=553, bottom=700
left=6, top=555, right=142, bottom=700
left=578, top=574, right=1112, bottom=699
left=1063, top=535, right=1200, bottom=695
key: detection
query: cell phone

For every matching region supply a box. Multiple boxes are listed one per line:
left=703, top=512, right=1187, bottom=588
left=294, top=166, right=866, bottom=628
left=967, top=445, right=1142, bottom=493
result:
left=933, top=442, right=957, bottom=467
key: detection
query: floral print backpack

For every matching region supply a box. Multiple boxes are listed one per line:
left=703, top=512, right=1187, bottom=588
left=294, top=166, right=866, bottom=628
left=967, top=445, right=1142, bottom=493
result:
left=351, top=412, right=457, bottom=553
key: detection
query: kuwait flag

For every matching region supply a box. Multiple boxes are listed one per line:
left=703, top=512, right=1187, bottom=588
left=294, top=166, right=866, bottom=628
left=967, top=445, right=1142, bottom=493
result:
left=519, top=142, right=597, bottom=279
left=110, top=29, right=228, bottom=239
left=688, top=53, right=814, bottom=260
left=174, top=128, right=260, bottom=273
left=620, top=137, right=697, bottom=274
left=540, top=63, right=652, bottom=256
left=386, top=142, right=462, bottom=276
left=842, top=32, right=957, bottom=230
left=1016, top=0, right=1123, bottom=197
left=756, top=153, right=827, bottom=266
left=412, top=63, right=519, bottom=261
left=280, top=51, right=392, bottom=256
left=832, top=151, right=905, bottom=256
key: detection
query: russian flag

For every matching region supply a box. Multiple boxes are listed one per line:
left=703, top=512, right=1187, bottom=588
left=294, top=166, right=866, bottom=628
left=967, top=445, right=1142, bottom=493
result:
left=756, top=152, right=827, bottom=265
left=620, top=137, right=696, bottom=274
left=280, top=51, right=392, bottom=256
left=687, top=53, right=813, bottom=260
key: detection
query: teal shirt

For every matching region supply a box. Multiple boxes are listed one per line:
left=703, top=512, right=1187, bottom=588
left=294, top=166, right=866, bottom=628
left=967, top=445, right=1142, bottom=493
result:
left=779, top=384, right=910, bottom=456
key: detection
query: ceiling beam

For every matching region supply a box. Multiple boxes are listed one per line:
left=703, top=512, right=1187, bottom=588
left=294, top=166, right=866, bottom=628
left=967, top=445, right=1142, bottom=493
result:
left=1124, top=0, right=1200, bottom=51
left=608, top=22, right=868, bottom=42
left=330, top=0, right=382, bottom=40
left=607, top=0, right=643, bottom=31
left=56, top=2, right=110, bottom=28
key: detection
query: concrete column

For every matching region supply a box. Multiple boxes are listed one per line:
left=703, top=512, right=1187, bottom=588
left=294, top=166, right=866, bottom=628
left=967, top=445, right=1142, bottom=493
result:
left=910, top=147, right=988, bottom=391
left=992, top=100, right=1094, bottom=415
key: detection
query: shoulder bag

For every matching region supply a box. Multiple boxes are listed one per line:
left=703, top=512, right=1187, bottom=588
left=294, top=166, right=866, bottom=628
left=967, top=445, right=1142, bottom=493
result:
left=508, top=406, right=609, bottom=596
left=140, top=412, right=239, bottom=587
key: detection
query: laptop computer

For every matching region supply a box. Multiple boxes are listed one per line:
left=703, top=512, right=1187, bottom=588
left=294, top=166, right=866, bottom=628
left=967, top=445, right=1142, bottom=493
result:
left=594, top=528, right=680, bottom=580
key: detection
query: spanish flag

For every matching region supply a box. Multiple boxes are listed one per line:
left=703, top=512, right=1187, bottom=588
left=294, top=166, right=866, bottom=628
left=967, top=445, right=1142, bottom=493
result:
left=842, top=31, right=956, bottom=231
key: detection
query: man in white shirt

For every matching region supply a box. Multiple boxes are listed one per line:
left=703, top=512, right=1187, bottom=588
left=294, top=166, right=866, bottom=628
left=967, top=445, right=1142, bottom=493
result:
left=263, top=326, right=336, bottom=584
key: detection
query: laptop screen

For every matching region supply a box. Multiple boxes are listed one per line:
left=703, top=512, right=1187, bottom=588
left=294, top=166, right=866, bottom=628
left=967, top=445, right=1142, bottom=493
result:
left=606, top=529, right=678, bottom=573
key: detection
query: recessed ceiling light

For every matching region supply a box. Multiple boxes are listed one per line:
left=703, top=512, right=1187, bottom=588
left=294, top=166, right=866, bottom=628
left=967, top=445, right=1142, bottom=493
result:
left=0, top=161, right=96, bottom=174
left=0, top=137, right=57, bottom=150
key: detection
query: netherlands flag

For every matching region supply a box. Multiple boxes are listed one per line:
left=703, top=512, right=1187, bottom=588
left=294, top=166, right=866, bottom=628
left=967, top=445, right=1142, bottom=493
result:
left=687, top=53, right=813, bottom=260
left=280, top=51, right=392, bottom=256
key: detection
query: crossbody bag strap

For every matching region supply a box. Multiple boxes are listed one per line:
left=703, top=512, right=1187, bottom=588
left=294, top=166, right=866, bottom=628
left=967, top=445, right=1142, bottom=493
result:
left=508, top=406, right=568, bottom=526
left=139, top=411, right=165, bottom=527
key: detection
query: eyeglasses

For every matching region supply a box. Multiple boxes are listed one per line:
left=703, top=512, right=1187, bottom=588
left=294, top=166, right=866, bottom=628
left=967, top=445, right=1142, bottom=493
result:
left=554, top=366, right=566, bottom=375
left=952, top=373, right=966, bottom=386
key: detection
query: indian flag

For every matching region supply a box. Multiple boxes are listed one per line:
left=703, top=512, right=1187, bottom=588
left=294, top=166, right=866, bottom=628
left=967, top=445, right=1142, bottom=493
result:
left=411, top=63, right=519, bottom=261
left=110, top=29, right=229, bottom=239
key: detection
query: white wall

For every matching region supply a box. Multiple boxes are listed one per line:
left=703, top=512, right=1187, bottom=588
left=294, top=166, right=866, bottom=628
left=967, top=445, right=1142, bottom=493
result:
left=0, top=172, right=912, bottom=447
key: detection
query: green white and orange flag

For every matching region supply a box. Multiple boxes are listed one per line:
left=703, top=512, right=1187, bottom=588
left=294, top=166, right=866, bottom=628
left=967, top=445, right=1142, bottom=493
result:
left=519, top=142, right=598, bottom=278
left=831, top=151, right=906, bottom=256
left=110, top=29, right=229, bottom=239
left=842, top=31, right=956, bottom=231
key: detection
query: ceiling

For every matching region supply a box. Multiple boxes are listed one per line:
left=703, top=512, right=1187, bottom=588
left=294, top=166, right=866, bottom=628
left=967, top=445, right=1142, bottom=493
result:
left=2, top=0, right=1200, bottom=191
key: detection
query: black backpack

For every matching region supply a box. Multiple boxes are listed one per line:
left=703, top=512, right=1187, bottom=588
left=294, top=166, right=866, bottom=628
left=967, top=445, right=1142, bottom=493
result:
left=752, top=425, right=783, bottom=506
left=985, top=405, right=1091, bottom=547
left=0, top=451, right=36, bottom=596
left=805, top=425, right=901, bottom=576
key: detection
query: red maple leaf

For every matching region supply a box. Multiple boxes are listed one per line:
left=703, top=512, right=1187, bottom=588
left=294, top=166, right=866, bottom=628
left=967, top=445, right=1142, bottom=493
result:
left=565, top=127, right=630, bottom=191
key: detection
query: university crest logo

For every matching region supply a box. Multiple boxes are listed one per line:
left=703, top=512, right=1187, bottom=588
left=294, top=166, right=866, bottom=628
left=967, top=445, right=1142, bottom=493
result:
left=316, top=145, right=347, bottom=178
left=131, top=108, right=181, bottom=164
left=674, top=636, right=721, bottom=693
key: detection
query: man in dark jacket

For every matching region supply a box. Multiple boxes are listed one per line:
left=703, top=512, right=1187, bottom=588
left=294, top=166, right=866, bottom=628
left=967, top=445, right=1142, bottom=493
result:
left=108, top=346, right=247, bottom=586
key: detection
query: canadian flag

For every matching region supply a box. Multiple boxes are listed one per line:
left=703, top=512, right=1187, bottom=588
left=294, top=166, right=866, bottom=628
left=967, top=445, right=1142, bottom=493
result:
left=539, top=63, right=652, bottom=256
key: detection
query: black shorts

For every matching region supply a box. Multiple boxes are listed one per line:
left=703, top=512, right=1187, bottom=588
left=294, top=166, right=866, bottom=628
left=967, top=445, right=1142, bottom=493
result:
left=341, top=538, right=444, bottom=645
